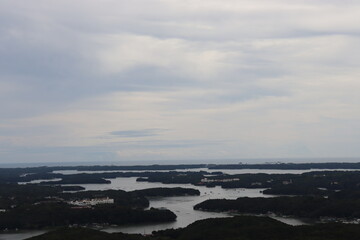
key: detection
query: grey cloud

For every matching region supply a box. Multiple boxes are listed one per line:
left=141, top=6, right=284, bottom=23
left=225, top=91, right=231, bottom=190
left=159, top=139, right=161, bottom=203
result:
left=0, top=139, right=228, bottom=162
left=1, top=0, right=360, bottom=163
left=110, top=129, right=168, bottom=138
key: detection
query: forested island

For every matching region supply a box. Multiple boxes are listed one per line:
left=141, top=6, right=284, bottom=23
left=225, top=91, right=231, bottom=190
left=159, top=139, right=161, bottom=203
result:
left=0, top=163, right=359, bottom=239
left=0, top=183, right=199, bottom=230
left=194, top=196, right=360, bottom=219
left=1, top=162, right=359, bottom=188
left=193, top=170, right=360, bottom=220
left=208, top=162, right=360, bottom=170
left=2, top=162, right=360, bottom=184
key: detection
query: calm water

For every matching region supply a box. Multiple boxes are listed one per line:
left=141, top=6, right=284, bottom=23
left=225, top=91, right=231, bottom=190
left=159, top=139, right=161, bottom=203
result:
left=1, top=168, right=344, bottom=239
left=66, top=176, right=307, bottom=234
left=69, top=177, right=270, bottom=232
left=0, top=231, right=46, bottom=240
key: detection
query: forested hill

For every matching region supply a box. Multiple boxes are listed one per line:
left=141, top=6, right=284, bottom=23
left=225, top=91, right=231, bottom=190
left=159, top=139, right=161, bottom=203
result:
left=208, top=162, right=360, bottom=170
left=27, top=216, right=360, bottom=240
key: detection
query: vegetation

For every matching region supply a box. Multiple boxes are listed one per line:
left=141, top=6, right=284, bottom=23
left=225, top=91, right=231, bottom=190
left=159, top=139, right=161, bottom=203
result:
left=137, top=171, right=206, bottom=185
left=27, top=216, right=360, bottom=240
left=195, top=171, right=360, bottom=196
left=61, top=189, right=149, bottom=208
left=209, top=162, right=360, bottom=170
left=194, top=196, right=360, bottom=219
left=0, top=183, right=205, bottom=230
left=0, top=165, right=207, bottom=183
left=13, top=171, right=218, bottom=186
left=0, top=202, right=176, bottom=230
left=2, top=162, right=360, bottom=185
left=156, top=216, right=360, bottom=240
left=1, top=164, right=359, bottom=237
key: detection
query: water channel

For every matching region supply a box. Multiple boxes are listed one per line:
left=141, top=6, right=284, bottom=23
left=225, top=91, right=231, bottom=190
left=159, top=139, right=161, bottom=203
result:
left=1, top=168, right=353, bottom=239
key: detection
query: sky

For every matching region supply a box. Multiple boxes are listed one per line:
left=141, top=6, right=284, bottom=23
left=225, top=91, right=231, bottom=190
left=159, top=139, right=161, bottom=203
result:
left=0, top=0, right=360, bottom=164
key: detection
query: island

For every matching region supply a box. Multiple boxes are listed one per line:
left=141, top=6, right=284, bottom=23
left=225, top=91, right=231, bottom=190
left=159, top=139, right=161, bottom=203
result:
left=0, top=183, right=199, bottom=230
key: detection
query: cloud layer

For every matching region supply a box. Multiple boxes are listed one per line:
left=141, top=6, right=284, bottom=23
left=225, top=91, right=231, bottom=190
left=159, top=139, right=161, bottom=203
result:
left=1, top=0, right=360, bottom=163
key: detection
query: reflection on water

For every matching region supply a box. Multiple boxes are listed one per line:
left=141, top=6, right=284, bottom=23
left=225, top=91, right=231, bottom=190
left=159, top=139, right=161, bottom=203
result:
left=0, top=231, right=46, bottom=240
left=74, top=177, right=306, bottom=234
left=102, top=179, right=270, bottom=234
left=18, top=178, right=62, bottom=185
left=2, top=169, right=326, bottom=239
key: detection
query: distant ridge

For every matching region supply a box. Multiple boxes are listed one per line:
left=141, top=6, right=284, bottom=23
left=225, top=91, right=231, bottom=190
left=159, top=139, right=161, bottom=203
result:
left=1, top=157, right=360, bottom=168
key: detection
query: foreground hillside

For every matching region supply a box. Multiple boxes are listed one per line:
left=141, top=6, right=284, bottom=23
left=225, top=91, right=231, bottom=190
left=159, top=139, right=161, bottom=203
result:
left=28, top=216, right=360, bottom=240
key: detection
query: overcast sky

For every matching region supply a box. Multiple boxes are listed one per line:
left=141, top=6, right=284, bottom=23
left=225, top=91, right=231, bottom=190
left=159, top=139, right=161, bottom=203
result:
left=0, top=0, right=360, bottom=164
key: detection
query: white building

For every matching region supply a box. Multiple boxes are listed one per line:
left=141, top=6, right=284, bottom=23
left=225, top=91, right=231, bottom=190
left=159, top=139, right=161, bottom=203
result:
left=201, top=178, right=240, bottom=183
left=69, top=197, right=114, bottom=206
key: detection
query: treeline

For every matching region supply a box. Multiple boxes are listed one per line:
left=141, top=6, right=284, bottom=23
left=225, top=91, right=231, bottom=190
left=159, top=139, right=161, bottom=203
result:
left=137, top=172, right=208, bottom=185
left=28, top=216, right=360, bottom=240
left=0, top=183, right=203, bottom=230
left=194, top=196, right=360, bottom=219
left=209, top=162, right=360, bottom=170
left=0, top=184, right=83, bottom=208
left=198, top=171, right=360, bottom=197
left=39, top=171, right=213, bottom=185
left=9, top=171, right=218, bottom=185
left=0, top=183, right=201, bottom=210
left=2, top=162, right=360, bottom=184
left=0, top=203, right=176, bottom=230
left=61, top=189, right=149, bottom=208
left=7, top=170, right=360, bottom=200
left=61, top=188, right=200, bottom=207
left=0, top=164, right=207, bottom=183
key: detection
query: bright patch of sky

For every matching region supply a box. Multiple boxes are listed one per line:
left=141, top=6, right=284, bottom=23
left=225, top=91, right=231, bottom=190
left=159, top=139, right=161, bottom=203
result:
left=0, top=0, right=360, bottom=163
